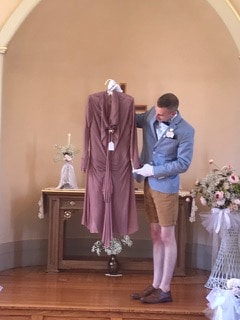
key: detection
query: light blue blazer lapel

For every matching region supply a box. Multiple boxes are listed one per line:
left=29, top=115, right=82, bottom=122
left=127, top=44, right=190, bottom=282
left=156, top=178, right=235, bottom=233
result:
left=149, top=117, right=157, bottom=142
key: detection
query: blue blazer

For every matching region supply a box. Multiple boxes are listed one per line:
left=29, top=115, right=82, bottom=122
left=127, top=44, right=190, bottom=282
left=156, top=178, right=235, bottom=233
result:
left=136, top=107, right=195, bottom=193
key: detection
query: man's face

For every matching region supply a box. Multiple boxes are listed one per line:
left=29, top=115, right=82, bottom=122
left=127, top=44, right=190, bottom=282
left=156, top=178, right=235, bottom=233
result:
left=155, top=106, right=176, bottom=122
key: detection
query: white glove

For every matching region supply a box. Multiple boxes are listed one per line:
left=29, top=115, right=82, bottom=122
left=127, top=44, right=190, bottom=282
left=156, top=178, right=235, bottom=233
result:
left=133, top=164, right=154, bottom=177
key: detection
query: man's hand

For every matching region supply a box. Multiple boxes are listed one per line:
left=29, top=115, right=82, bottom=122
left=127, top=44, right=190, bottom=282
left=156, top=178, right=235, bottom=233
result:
left=133, top=164, right=154, bottom=177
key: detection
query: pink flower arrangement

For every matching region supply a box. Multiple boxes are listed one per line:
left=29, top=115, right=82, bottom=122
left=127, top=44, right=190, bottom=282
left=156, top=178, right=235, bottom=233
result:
left=191, top=160, right=240, bottom=211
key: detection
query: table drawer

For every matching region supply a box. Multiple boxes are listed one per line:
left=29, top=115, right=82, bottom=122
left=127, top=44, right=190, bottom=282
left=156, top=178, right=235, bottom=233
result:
left=59, top=198, right=82, bottom=210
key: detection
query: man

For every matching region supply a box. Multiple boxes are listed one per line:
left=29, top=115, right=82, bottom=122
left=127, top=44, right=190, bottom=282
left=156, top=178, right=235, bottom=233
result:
left=132, top=93, right=194, bottom=304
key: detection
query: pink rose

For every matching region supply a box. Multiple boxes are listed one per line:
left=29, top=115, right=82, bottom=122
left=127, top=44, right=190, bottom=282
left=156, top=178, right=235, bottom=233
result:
left=215, top=191, right=224, bottom=200
left=228, top=174, right=239, bottom=183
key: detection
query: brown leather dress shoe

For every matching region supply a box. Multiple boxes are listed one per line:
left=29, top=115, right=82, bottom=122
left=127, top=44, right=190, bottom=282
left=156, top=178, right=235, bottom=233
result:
left=140, top=289, right=172, bottom=304
left=131, top=284, right=155, bottom=300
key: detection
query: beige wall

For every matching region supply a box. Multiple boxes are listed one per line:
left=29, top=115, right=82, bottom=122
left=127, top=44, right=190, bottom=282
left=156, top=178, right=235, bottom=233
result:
left=0, top=0, right=240, bottom=269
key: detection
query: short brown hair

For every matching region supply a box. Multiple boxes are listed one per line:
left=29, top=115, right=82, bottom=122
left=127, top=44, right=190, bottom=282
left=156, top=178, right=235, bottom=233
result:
left=157, top=93, right=179, bottom=111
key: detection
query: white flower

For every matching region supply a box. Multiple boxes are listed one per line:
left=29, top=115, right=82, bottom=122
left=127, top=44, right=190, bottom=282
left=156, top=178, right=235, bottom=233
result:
left=227, top=278, right=240, bottom=288
left=165, top=128, right=175, bottom=139
left=227, top=278, right=240, bottom=299
left=92, top=235, right=133, bottom=256
left=91, top=240, right=103, bottom=256
left=216, top=198, right=226, bottom=206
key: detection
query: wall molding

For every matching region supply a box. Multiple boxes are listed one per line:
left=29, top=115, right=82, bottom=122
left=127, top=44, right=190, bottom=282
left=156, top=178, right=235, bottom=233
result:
left=0, top=239, right=47, bottom=272
left=0, top=47, right=7, bottom=54
left=0, top=1, right=239, bottom=56
left=0, top=239, right=211, bottom=272
left=206, top=0, right=240, bottom=57
left=0, top=0, right=42, bottom=54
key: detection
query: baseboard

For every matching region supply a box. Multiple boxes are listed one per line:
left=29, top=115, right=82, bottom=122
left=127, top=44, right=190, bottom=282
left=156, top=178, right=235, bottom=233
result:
left=0, top=239, right=212, bottom=271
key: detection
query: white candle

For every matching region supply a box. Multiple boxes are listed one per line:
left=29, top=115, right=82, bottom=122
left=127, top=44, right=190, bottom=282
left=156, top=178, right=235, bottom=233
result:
left=67, top=133, right=71, bottom=146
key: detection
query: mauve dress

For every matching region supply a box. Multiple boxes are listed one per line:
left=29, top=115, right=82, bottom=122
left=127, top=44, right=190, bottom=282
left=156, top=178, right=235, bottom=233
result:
left=81, top=91, right=140, bottom=247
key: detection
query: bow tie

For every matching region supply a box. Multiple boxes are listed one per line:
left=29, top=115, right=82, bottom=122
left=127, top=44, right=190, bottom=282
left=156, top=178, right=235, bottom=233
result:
left=162, top=121, right=170, bottom=126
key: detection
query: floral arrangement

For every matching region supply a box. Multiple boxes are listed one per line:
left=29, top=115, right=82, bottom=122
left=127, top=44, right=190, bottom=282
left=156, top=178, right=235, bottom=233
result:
left=91, top=235, right=133, bottom=256
left=54, top=144, right=79, bottom=162
left=54, top=133, right=79, bottom=162
left=190, top=160, right=240, bottom=222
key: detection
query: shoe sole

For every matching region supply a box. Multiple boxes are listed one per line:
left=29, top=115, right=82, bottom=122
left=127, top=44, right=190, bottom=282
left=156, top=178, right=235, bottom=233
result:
left=141, top=297, right=173, bottom=304
left=130, top=294, right=141, bottom=300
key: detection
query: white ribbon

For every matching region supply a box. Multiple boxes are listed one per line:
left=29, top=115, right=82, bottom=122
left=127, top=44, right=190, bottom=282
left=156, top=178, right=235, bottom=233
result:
left=215, top=305, right=223, bottom=320
left=206, top=288, right=240, bottom=320
left=212, top=208, right=231, bottom=233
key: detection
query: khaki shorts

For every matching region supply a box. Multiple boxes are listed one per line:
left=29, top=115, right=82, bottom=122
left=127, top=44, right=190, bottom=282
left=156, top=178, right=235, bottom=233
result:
left=144, top=180, right=179, bottom=226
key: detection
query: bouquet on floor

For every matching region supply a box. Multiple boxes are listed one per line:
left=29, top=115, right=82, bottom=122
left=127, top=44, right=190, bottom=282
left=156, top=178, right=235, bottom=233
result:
left=91, top=235, right=133, bottom=256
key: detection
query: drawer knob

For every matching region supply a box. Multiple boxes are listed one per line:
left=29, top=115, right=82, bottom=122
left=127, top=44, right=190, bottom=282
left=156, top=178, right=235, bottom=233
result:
left=69, top=201, right=75, bottom=206
left=64, top=210, right=72, bottom=219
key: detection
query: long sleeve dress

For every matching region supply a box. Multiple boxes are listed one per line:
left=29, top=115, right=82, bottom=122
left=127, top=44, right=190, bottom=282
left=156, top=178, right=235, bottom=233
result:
left=81, top=90, right=140, bottom=247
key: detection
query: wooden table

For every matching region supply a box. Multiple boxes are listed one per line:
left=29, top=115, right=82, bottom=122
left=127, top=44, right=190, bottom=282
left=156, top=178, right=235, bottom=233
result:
left=42, top=188, right=192, bottom=275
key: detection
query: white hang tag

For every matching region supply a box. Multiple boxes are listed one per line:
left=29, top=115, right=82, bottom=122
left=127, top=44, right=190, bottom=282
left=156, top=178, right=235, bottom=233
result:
left=108, top=141, right=115, bottom=151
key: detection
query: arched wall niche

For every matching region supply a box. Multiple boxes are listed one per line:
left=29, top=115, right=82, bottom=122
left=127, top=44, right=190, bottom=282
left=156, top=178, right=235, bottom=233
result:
left=0, top=0, right=240, bottom=54
left=0, top=0, right=239, bottom=144
left=0, top=0, right=240, bottom=273
left=0, top=0, right=42, bottom=53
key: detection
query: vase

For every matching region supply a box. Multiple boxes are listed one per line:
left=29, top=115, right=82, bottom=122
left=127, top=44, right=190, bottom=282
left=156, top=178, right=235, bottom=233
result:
left=205, top=227, right=240, bottom=289
left=107, top=254, right=120, bottom=275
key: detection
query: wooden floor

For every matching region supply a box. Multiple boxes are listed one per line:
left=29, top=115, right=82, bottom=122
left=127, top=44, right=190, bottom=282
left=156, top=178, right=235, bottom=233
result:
left=0, top=266, right=210, bottom=320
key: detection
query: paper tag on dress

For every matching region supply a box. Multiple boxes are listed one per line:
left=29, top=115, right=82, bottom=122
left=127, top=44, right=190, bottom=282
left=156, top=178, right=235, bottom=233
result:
left=108, top=141, right=115, bottom=151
